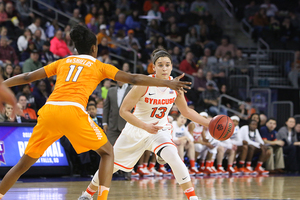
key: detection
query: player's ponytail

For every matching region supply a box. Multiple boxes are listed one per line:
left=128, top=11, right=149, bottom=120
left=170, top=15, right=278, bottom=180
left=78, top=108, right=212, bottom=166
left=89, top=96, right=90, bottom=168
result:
left=70, top=24, right=97, bottom=55
left=151, top=48, right=172, bottom=64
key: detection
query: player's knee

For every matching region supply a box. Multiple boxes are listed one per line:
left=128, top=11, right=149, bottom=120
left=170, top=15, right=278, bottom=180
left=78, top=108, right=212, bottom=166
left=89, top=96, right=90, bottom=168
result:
left=242, top=144, right=248, bottom=151
left=217, top=146, right=224, bottom=153
left=96, top=141, right=113, bottom=157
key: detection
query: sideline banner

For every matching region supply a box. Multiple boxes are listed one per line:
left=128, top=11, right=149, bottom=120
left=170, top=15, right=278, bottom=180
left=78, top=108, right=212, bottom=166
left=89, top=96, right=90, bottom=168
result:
left=0, top=125, right=69, bottom=167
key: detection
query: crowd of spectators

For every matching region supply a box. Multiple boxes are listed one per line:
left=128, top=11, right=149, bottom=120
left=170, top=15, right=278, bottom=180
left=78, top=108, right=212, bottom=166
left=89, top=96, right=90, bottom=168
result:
left=0, top=0, right=300, bottom=177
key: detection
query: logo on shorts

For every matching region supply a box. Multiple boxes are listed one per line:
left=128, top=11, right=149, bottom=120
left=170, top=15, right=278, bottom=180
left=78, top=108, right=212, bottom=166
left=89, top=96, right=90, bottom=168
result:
left=182, top=176, right=188, bottom=180
left=0, top=141, right=6, bottom=165
left=217, top=124, right=223, bottom=131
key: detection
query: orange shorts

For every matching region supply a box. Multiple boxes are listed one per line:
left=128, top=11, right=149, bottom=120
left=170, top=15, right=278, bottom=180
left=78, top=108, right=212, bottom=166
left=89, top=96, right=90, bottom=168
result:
left=25, top=103, right=108, bottom=158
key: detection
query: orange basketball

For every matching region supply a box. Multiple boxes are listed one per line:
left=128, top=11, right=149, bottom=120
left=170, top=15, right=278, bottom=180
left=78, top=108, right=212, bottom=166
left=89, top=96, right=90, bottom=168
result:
left=208, top=115, right=234, bottom=141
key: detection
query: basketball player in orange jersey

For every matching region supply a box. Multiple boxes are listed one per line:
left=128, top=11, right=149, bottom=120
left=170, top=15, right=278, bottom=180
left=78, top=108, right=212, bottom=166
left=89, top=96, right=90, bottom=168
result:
left=0, top=25, right=190, bottom=200
left=79, top=49, right=211, bottom=200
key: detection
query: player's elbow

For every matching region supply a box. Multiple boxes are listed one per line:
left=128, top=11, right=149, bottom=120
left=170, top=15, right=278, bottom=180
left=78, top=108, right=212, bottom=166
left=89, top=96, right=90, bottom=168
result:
left=119, top=107, right=126, bottom=119
left=23, top=72, right=31, bottom=81
left=128, top=74, right=141, bottom=85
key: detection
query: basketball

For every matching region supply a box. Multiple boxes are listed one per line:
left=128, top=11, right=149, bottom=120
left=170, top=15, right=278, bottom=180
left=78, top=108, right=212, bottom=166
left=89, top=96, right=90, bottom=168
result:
left=208, top=115, right=234, bottom=141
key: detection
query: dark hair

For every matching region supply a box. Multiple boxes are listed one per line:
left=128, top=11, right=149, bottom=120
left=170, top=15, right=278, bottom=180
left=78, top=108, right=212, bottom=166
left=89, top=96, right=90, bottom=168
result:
left=266, top=117, right=276, bottom=123
left=249, top=120, right=258, bottom=125
left=70, top=24, right=97, bottom=54
left=17, top=94, right=26, bottom=101
left=87, top=103, right=96, bottom=109
left=151, top=48, right=172, bottom=65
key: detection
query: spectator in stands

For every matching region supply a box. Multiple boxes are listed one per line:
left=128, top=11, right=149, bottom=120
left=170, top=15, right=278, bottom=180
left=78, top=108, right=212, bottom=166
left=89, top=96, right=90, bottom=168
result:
left=87, top=103, right=102, bottom=127
left=101, top=79, right=111, bottom=100
left=280, top=18, right=299, bottom=43
left=115, top=13, right=129, bottom=33
left=147, top=2, right=162, bottom=25
left=50, top=30, right=72, bottom=58
left=32, top=29, right=45, bottom=51
left=193, top=68, right=207, bottom=96
left=46, top=20, right=60, bottom=39
left=68, top=8, right=81, bottom=28
left=177, top=0, right=189, bottom=17
left=288, top=50, right=300, bottom=88
left=85, top=6, right=98, bottom=25
left=2, top=64, right=13, bottom=80
left=260, top=118, right=285, bottom=173
left=155, top=36, right=166, bottom=47
left=122, top=29, right=141, bottom=49
left=205, top=71, right=218, bottom=89
left=28, top=18, right=47, bottom=41
left=234, top=49, right=249, bottom=72
left=64, top=31, right=76, bottom=55
left=40, top=41, right=55, bottom=66
left=98, top=37, right=110, bottom=58
left=179, top=51, right=198, bottom=76
left=13, top=65, right=22, bottom=76
left=171, top=46, right=182, bottom=69
left=17, top=84, right=36, bottom=110
left=215, top=36, right=236, bottom=58
left=97, top=24, right=112, bottom=47
left=295, top=123, right=300, bottom=141
left=87, top=17, right=98, bottom=34
left=32, top=79, right=50, bottom=110
left=20, top=41, right=36, bottom=62
left=244, top=1, right=260, bottom=23
left=252, top=8, right=269, bottom=40
left=203, top=48, right=217, bottom=66
left=277, top=117, right=300, bottom=172
left=185, top=26, right=199, bottom=47
left=0, top=2, right=8, bottom=27
left=219, top=84, right=232, bottom=110
left=260, top=0, right=278, bottom=17
left=163, top=3, right=179, bottom=22
left=17, top=28, right=32, bottom=53
left=0, top=36, right=19, bottom=66
left=202, top=80, right=221, bottom=116
left=122, top=62, right=130, bottom=73
left=16, top=0, right=34, bottom=27
left=17, top=94, right=37, bottom=120
left=23, top=49, right=42, bottom=73
left=96, top=99, right=104, bottom=115
left=117, top=0, right=130, bottom=13
left=190, top=0, right=208, bottom=16
left=260, top=114, right=268, bottom=127
left=97, top=49, right=111, bottom=64
left=103, top=1, right=114, bottom=18
left=125, top=9, right=141, bottom=31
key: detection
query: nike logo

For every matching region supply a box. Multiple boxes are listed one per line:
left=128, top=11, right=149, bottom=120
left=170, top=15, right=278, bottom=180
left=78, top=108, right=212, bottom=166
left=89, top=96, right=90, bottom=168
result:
left=182, top=176, right=188, bottom=180
left=149, top=93, right=155, bottom=95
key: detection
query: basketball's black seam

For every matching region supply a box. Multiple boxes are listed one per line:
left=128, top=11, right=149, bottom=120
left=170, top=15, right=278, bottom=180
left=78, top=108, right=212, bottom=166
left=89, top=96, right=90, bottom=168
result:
left=213, top=116, right=225, bottom=138
left=217, top=116, right=228, bottom=140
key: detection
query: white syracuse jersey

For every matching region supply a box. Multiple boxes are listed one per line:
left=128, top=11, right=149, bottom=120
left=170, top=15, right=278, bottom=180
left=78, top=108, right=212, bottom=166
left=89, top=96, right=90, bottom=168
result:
left=192, top=122, right=203, bottom=141
left=133, top=78, right=177, bottom=127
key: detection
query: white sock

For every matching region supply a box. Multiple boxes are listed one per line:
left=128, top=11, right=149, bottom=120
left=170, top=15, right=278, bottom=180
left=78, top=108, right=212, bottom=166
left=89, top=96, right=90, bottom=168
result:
left=82, top=191, right=92, bottom=197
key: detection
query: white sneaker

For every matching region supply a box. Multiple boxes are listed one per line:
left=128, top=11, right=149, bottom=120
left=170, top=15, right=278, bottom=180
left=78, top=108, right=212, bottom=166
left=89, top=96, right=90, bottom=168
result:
left=142, top=167, right=154, bottom=177
left=189, top=196, right=199, bottom=200
left=148, top=167, right=163, bottom=176
left=78, top=192, right=92, bottom=200
left=246, top=166, right=258, bottom=175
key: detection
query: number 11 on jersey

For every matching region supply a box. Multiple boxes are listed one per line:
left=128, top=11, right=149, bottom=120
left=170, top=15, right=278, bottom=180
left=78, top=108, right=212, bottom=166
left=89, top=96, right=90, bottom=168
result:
left=65, top=65, right=84, bottom=82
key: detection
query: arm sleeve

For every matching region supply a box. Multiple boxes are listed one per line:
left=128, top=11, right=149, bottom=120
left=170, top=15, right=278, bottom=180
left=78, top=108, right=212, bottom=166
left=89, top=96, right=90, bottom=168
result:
left=44, top=60, right=60, bottom=77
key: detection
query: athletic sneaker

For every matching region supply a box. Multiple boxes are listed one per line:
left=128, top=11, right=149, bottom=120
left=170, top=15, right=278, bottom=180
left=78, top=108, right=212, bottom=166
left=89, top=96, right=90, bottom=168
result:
left=148, top=167, right=163, bottom=176
left=203, top=167, right=218, bottom=176
left=158, top=166, right=172, bottom=176
left=190, top=167, right=204, bottom=176
left=189, top=196, right=199, bottom=200
left=78, top=193, right=92, bottom=200
left=238, top=167, right=250, bottom=176
left=227, top=166, right=240, bottom=176
left=246, top=166, right=258, bottom=175
left=211, top=166, right=221, bottom=176
left=131, top=170, right=140, bottom=177
left=217, top=166, right=229, bottom=176
left=255, top=166, right=269, bottom=175
left=136, top=167, right=153, bottom=177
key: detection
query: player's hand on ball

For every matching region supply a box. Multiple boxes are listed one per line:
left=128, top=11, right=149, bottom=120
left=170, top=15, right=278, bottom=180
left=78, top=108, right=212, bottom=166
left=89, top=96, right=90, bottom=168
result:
left=144, top=121, right=163, bottom=134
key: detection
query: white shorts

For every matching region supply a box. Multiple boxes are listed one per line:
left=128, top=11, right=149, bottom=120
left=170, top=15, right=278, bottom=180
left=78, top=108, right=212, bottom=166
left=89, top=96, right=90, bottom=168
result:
left=194, top=143, right=218, bottom=155
left=113, top=123, right=176, bottom=172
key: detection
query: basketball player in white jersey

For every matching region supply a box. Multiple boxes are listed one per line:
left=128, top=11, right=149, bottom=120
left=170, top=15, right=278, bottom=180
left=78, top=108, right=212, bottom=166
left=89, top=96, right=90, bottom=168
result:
left=79, top=49, right=210, bottom=200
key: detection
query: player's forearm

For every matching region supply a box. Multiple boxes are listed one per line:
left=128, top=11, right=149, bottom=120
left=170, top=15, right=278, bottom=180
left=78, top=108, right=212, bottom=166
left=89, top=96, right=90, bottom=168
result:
left=182, top=108, right=210, bottom=127
left=129, top=74, right=171, bottom=87
left=119, top=109, right=147, bottom=130
left=3, top=73, right=32, bottom=87
left=0, top=84, right=17, bottom=106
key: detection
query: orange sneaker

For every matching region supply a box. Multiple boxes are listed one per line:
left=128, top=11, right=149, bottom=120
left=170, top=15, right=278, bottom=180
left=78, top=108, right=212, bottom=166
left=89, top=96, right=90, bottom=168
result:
left=238, top=167, right=250, bottom=176
left=255, top=166, right=269, bottom=175
left=157, top=166, right=172, bottom=176
left=217, top=166, right=229, bottom=176
left=131, top=169, right=140, bottom=178
left=227, top=166, right=240, bottom=176
left=136, top=168, right=153, bottom=177
left=190, top=167, right=204, bottom=176
left=246, top=166, right=258, bottom=175
left=203, top=167, right=218, bottom=176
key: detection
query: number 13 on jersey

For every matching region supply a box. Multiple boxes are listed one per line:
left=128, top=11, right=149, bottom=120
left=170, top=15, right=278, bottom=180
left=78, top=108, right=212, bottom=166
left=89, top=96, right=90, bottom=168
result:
left=150, top=107, right=167, bottom=119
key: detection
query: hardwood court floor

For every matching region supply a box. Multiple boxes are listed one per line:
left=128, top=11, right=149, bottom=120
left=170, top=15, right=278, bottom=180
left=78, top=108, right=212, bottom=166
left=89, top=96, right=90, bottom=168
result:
left=2, top=175, right=299, bottom=200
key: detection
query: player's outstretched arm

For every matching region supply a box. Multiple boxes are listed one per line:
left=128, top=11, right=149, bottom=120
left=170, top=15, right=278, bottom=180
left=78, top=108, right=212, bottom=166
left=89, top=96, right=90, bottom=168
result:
left=175, top=91, right=210, bottom=127
left=114, top=70, right=191, bottom=92
left=3, top=68, right=47, bottom=87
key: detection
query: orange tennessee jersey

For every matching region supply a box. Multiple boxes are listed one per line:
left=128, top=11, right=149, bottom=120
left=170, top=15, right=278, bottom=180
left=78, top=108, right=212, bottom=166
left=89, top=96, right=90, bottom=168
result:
left=44, top=55, right=119, bottom=107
